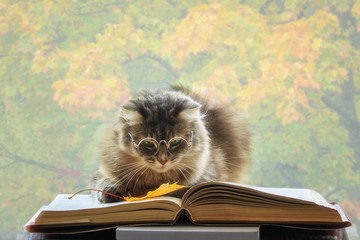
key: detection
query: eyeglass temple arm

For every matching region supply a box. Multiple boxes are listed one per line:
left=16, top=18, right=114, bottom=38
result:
left=189, top=131, right=194, bottom=145
left=128, top=133, right=138, bottom=147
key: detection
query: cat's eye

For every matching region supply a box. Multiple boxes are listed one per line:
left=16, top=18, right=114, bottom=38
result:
left=169, top=139, right=182, bottom=147
left=141, top=140, right=156, bottom=149
left=128, top=132, right=193, bottom=157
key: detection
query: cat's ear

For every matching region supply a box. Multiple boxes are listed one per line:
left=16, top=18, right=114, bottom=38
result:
left=117, top=102, right=143, bottom=125
left=178, top=101, right=202, bottom=120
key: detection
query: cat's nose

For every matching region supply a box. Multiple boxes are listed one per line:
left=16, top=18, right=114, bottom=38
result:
left=157, top=147, right=168, bottom=165
left=158, top=153, right=168, bottom=165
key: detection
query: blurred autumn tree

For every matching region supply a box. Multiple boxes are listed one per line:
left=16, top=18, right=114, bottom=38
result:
left=0, top=0, right=359, bottom=239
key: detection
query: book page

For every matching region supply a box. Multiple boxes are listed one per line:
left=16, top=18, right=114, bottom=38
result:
left=45, top=194, right=182, bottom=211
left=183, top=182, right=350, bottom=227
left=185, top=182, right=334, bottom=209
left=247, top=186, right=334, bottom=208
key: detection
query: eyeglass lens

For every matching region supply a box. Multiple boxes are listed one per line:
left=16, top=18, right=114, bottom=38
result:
left=137, top=137, right=190, bottom=156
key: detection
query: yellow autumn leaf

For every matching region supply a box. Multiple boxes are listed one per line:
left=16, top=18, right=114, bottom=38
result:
left=124, top=183, right=187, bottom=202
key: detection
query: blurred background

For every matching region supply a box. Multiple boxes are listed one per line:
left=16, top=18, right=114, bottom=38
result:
left=0, top=0, right=359, bottom=239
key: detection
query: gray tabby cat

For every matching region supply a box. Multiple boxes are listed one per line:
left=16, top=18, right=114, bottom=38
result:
left=94, top=86, right=251, bottom=202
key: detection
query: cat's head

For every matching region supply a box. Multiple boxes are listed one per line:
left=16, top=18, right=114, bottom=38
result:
left=113, top=90, right=210, bottom=182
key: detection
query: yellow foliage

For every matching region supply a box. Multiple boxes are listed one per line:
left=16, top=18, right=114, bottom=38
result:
left=193, top=65, right=242, bottom=101
left=124, top=183, right=187, bottom=202
left=48, top=13, right=145, bottom=118
left=162, top=3, right=220, bottom=67
left=52, top=76, right=131, bottom=118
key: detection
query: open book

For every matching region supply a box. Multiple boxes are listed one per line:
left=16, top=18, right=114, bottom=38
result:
left=25, top=182, right=351, bottom=233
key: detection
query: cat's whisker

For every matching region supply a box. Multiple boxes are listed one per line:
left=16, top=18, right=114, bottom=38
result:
left=132, top=166, right=149, bottom=195
left=224, top=160, right=248, bottom=168
left=112, top=163, right=141, bottom=180
left=174, top=166, right=191, bottom=184
left=210, top=142, right=229, bottom=148
left=117, top=167, right=142, bottom=185
left=124, top=165, right=147, bottom=194
left=225, top=160, right=246, bottom=165
left=110, top=163, right=144, bottom=188
left=107, top=163, right=142, bottom=183
left=144, top=168, right=151, bottom=181
left=177, top=163, right=197, bottom=173
left=175, top=165, right=197, bottom=184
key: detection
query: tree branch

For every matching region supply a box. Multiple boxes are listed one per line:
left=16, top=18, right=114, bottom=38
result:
left=0, top=144, right=62, bottom=173
left=322, top=94, right=359, bottom=130
left=276, top=163, right=306, bottom=188
left=323, top=186, right=345, bottom=200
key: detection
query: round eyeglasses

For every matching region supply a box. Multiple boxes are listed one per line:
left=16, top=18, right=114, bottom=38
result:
left=128, top=131, right=193, bottom=157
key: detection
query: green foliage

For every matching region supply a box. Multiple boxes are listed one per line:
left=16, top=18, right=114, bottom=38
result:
left=0, top=0, right=359, bottom=238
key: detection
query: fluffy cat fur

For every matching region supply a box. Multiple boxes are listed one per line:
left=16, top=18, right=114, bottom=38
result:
left=94, top=86, right=252, bottom=202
